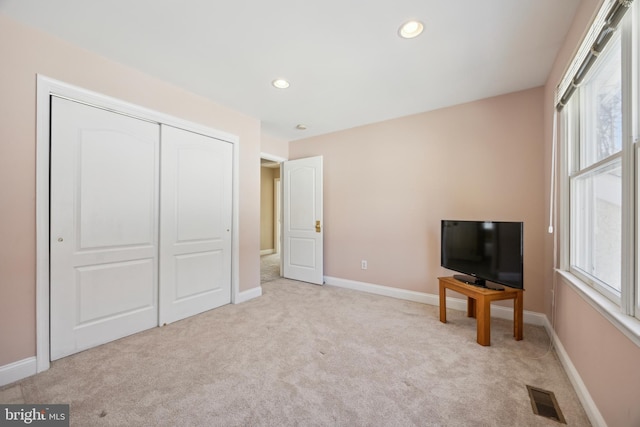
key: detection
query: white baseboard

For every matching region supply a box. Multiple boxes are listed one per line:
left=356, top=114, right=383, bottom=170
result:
left=324, top=276, right=546, bottom=326
left=0, top=357, right=36, bottom=387
left=325, top=276, right=439, bottom=304
left=542, top=318, right=606, bottom=427
left=235, top=286, right=262, bottom=304
left=260, top=249, right=275, bottom=256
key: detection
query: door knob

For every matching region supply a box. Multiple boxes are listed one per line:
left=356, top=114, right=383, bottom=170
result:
left=315, top=221, right=321, bottom=233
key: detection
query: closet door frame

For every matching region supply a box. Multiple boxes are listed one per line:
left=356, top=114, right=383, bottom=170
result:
left=35, top=75, right=240, bottom=373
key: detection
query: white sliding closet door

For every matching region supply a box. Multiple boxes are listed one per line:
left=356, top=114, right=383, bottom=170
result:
left=159, top=125, right=233, bottom=325
left=50, top=97, right=160, bottom=360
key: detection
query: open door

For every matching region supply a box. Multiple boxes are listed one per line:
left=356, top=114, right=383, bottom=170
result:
left=282, top=156, right=323, bottom=284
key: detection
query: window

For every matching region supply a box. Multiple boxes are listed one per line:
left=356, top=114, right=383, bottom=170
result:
left=568, top=31, right=623, bottom=303
left=559, top=0, right=638, bottom=321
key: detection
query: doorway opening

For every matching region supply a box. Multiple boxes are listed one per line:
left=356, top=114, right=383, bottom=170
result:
left=259, top=153, right=324, bottom=285
left=260, top=156, right=282, bottom=283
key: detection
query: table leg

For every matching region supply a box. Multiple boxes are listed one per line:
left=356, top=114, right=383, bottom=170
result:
left=477, top=296, right=491, bottom=346
left=514, top=291, right=523, bottom=340
left=467, top=297, right=476, bottom=318
left=439, top=283, right=446, bottom=323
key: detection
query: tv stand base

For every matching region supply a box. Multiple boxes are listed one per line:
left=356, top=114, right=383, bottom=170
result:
left=453, top=274, right=486, bottom=288
left=453, top=275, right=504, bottom=291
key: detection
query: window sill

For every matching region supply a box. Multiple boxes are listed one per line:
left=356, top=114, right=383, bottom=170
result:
left=556, top=270, right=640, bottom=348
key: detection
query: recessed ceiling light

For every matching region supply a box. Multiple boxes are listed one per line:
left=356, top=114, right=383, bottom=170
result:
left=295, top=124, right=307, bottom=130
left=399, top=20, right=424, bottom=39
left=272, top=79, right=290, bottom=89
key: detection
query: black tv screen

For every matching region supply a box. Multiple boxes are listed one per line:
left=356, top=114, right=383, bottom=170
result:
left=440, top=220, right=523, bottom=289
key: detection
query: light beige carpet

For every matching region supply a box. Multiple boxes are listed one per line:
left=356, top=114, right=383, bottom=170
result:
left=5, top=279, right=589, bottom=426
left=260, top=253, right=281, bottom=283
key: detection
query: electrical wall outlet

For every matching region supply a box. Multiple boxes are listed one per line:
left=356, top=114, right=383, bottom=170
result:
left=361, top=260, right=367, bottom=270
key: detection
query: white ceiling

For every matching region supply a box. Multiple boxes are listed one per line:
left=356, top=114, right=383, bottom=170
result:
left=1, top=0, right=581, bottom=141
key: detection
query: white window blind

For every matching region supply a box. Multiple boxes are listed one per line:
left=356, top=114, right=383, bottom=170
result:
left=555, top=0, right=633, bottom=110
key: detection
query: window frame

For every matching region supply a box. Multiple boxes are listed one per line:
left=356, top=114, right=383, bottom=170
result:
left=559, top=2, right=639, bottom=326
left=569, top=155, right=623, bottom=304
left=566, top=28, right=625, bottom=305
left=621, top=0, right=638, bottom=319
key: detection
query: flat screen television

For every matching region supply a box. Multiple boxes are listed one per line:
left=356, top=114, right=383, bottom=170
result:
left=440, top=220, right=524, bottom=289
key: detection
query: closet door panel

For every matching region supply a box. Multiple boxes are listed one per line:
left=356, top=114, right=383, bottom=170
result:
left=50, top=97, right=160, bottom=360
left=159, top=125, right=232, bottom=324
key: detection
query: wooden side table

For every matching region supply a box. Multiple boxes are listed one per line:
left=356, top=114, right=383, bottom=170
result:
left=438, top=276, right=523, bottom=346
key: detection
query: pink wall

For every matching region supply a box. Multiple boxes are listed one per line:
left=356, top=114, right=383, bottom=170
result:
left=0, top=14, right=261, bottom=367
left=542, top=0, right=640, bottom=425
left=555, top=278, right=640, bottom=426
left=290, top=87, right=546, bottom=312
left=261, top=132, right=289, bottom=159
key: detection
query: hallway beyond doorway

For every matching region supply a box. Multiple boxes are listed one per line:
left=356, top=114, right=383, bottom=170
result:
left=260, top=253, right=280, bottom=283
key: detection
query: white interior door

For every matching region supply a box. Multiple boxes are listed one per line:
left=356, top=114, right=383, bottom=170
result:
left=283, top=156, right=323, bottom=284
left=50, top=97, right=160, bottom=360
left=159, top=125, right=232, bottom=324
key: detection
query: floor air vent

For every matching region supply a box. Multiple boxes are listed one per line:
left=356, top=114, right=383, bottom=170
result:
left=526, top=385, right=566, bottom=424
